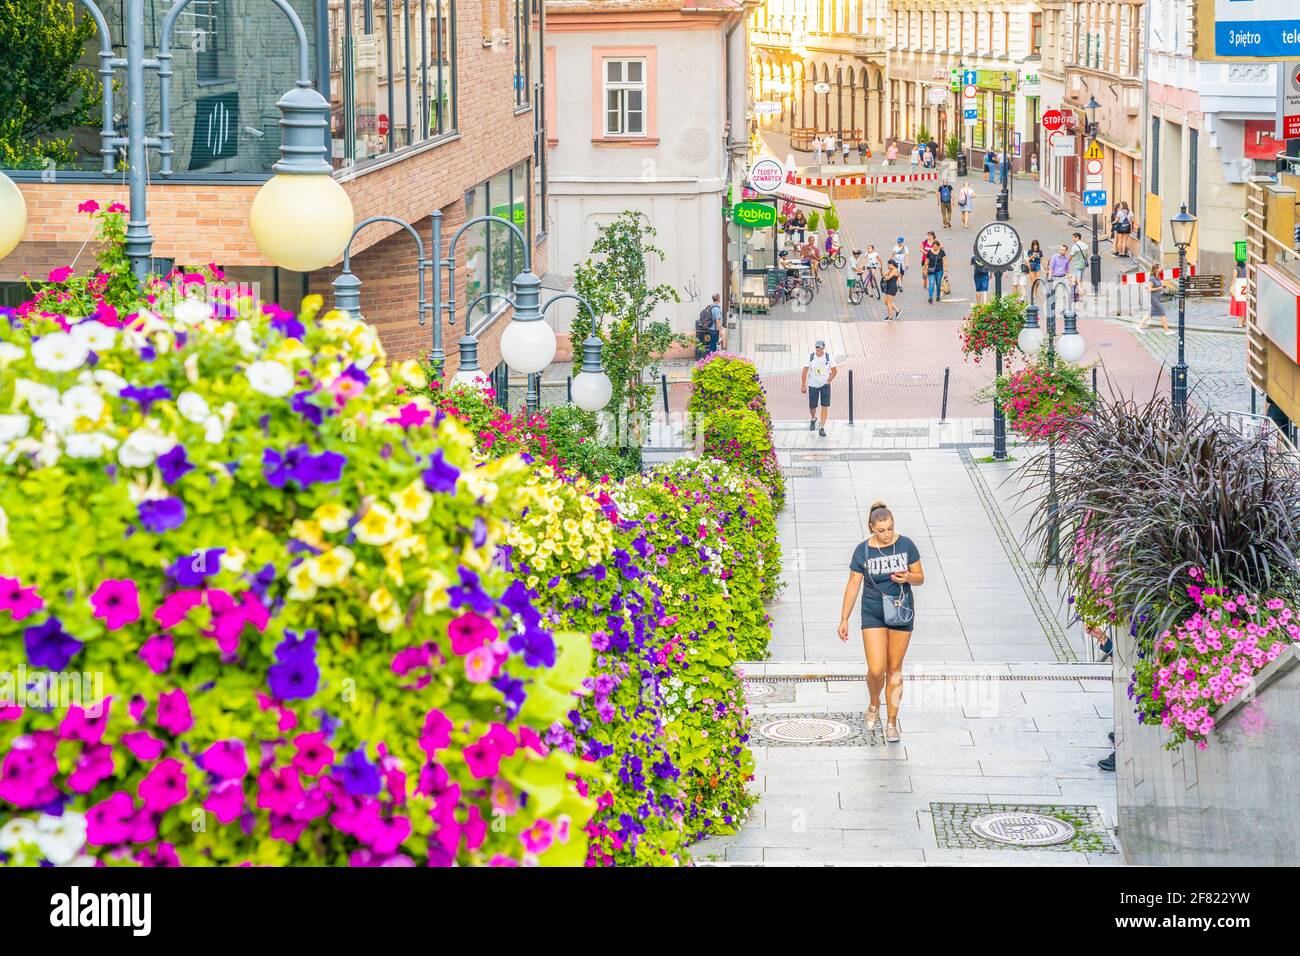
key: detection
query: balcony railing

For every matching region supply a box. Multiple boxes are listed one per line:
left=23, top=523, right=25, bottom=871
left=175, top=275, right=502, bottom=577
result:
left=806, top=33, right=886, bottom=57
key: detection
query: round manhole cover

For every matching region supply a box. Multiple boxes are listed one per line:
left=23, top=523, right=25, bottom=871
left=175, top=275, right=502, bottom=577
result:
left=746, top=681, right=775, bottom=701
left=969, top=812, right=1076, bottom=846
left=756, top=716, right=853, bottom=744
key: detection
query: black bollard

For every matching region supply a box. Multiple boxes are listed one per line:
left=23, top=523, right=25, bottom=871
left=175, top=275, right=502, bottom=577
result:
left=1092, top=367, right=1098, bottom=396
left=661, top=373, right=670, bottom=414
left=940, top=366, right=951, bottom=423
left=848, top=368, right=855, bottom=425
left=566, top=376, right=572, bottom=404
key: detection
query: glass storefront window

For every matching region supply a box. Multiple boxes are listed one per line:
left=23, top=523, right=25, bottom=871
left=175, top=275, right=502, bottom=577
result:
left=1, top=0, right=317, bottom=176
left=465, top=160, right=530, bottom=326
left=329, top=0, right=457, bottom=171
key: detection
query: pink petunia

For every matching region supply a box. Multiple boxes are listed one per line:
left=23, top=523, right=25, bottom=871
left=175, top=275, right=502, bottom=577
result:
left=138, top=634, right=174, bottom=674
left=201, top=739, right=248, bottom=780
left=448, top=612, right=497, bottom=655
left=85, top=791, right=135, bottom=845
left=59, top=701, right=112, bottom=744
left=90, top=579, right=140, bottom=631
left=292, top=732, right=334, bottom=777
left=386, top=403, right=432, bottom=428
left=419, top=708, right=453, bottom=755
left=139, top=758, right=189, bottom=812
left=464, top=644, right=497, bottom=683
left=156, top=688, right=193, bottom=735
left=77, top=199, right=100, bottom=214
left=203, top=780, right=245, bottom=824
left=121, top=731, right=166, bottom=762
left=107, top=202, right=127, bottom=214
left=155, top=590, right=203, bottom=629
left=0, top=577, right=44, bottom=621
left=256, top=766, right=304, bottom=815
left=47, top=266, right=73, bottom=284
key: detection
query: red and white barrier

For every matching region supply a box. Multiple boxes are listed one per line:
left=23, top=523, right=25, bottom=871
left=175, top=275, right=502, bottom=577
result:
left=792, top=172, right=939, bottom=187
left=1120, top=265, right=1198, bottom=285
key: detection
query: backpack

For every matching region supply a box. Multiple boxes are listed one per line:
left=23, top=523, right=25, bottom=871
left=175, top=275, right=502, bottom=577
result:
left=696, top=306, right=715, bottom=332
left=938, top=185, right=952, bottom=202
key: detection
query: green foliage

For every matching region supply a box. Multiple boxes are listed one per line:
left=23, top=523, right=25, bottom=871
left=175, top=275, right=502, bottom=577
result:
left=572, top=212, right=684, bottom=446
left=0, top=0, right=100, bottom=167
left=688, top=353, right=769, bottom=425
left=806, top=210, right=821, bottom=233
left=960, top=292, right=1027, bottom=361
left=823, top=204, right=840, bottom=232
left=688, top=353, right=783, bottom=511
left=915, top=126, right=932, bottom=145
left=945, top=134, right=961, bottom=160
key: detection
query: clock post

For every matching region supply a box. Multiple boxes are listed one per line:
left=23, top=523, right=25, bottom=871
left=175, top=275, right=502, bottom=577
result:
left=972, top=222, right=1023, bottom=463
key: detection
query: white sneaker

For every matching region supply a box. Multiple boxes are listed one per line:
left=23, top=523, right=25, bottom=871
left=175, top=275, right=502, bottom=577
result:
left=1164, top=329, right=1175, bottom=335
left=885, top=722, right=901, bottom=743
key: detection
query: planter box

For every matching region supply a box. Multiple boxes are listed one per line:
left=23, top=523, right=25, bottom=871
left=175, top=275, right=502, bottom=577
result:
left=1114, top=637, right=1300, bottom=865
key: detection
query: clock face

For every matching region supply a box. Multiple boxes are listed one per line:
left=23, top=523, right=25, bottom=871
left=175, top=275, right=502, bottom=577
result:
left=974, top=222, right=1023, bottom=269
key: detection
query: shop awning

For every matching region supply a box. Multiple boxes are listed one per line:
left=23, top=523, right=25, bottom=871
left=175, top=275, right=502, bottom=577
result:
left=769, top=181, right=831, bottom=209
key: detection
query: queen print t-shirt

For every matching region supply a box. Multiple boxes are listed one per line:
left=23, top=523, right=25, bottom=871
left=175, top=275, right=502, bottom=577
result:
left=850, top=535, right=921, bottom=599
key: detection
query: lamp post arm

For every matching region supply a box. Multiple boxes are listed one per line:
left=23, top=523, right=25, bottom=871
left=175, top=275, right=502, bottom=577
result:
left=465, top=293, right=521, bottom=337
left=540, top=292, right=600, bottom=335
left=447, top=215, right=532, bottom=273
left=337, top=216, right=429, bottom=329
left=74, top=0, right=118, bottom=175
left=158, top=0, right=314, bottom=177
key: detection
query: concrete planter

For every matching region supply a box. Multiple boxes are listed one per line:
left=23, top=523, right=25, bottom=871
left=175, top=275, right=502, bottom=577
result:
left=1114, top=637, right=1300, bottom=865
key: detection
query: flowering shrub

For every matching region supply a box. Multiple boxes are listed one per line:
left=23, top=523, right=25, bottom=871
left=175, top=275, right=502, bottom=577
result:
left=1130, top=569, right=1298, bottom=750
left=616, top=459, right=764, bottom=838
left=688, top=352, right=771, bottom=427
left=699, top=409, right=785, bottom=513
left=959, top=294, right=1026, bottom=362
left=989, top=358, right=1093, bottom=441
left=0, top=290, right=595, bottom=866
left=1067, top=513, right=1120, bottom=630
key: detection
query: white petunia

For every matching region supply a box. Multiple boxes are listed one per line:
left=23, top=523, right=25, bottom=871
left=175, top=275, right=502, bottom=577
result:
left=35, top=812, right=87, bottom=866
left=203, top=414, right=225, bottom=444
left=0, top=342, right=24, bottom=368
left=0, top=818, right=37, bottom=852
left=118, top=428, right=175, bottom=468
left=30, top=332, right=90, bottom=373
left=0, top=504, right=8, bottom=545
left=14, top=379, right=60, bottom=418
left=0, top=414, right=29, bottom=444
left=69, top=320, right=117, bottom=352
left=60, top=384, right=105, bottom=425
left=245, top=360, right=294, bottom=397
left=90, top=369, right=127, bottom=396
left=173, top=296, right=211, bottom=326
left=63, top=431, right=118, bottom=459
left=233, top=320, right=259, bottom=356
left=177, top=390, right=210, bottom=424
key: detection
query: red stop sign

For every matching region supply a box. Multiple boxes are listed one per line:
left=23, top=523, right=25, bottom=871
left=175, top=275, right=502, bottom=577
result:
left=1041, top=109, right=1064, bottom=133
left=377, top=114, right=390, bottom=137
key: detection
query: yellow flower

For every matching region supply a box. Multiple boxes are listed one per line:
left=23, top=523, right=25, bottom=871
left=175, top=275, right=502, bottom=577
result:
left=368, top=586, right=395, bottom=615
left=376, top=605, right=403, bottom=633
left=461, top=541, right=492, bottom=572
left=562, top=518, right=579, bottom=535
left=314, top=502, right=351, bottom=533
left=290, top=519, right=326, bottom=550
left=273, top=338, right=311, bottom=364
left=459, top=469, right=498, bottom=504
left=518, top=539, right=537, bottom=557
left=391, top=480, right=433, bottom=523
left=219, top=548, right=248, bottom=574
left=394, top=360, right=426, bottom=389
left=526, top=574, right=539, bottom=590
left=287, top=561, right=318, bottom=601
left=354, top=503, right=400, bottom=546
left=306, top=545, right=355, bottom=587
left=423, top=571, right=450, bottom=613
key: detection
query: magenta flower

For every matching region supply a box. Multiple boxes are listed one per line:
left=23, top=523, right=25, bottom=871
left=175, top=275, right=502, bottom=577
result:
left=448, top=612, right=497, bottom=655
left=201, top=739, right=248, bottom=780
left=138, top=633, right=174, bottom=674
left=292, top=732, right=334, bottom=777
left=154, top=589, right=203, bottom=629
left=156, top=688, right=193, bottom=735
left=65, top=743, right=113, bottom=794
left=386, top=403, right=432, bottom=428
left=85, top=792, right=136, bottom=845
left=78, top=199, right=100, bottom=214
left=464, top=644, right=497, bottom=683
left=90, top=578, right=140, bottom=630
left=0, top=577, right=44, bottom=621
left=419, top=708, right=453, bottom=755
left=108, top=201, right=127, bottom=213
left=47, top=266, right=73, bottom=283
left=121, top=731, right=166, bottom=762
left=257, top=766, right=305, bottom=815
left=139, top=758, right=189, bottom=812
left=59, top=701, right=112, bottom=744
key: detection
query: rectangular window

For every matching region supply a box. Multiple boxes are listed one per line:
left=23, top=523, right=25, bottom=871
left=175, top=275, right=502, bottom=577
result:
left=467, top=160, right=533, bottom=325
left=1031, top=12, right=1042, bottom=54
left=513, top=0, right=531, bottom=108
left=192, top=0, right=233, bottom=83
left=1188, top=128, right=1199, bottom=215
left=331, top=0, right=457, bottom=170
left=603, top=58, right=645, bottom=136
left=1150, top=115, right=1160, bottom=194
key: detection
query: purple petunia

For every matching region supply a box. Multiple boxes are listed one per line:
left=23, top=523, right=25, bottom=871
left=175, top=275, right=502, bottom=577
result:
left=263, top=445, right=346, bottom=490
left=422, top=449, right=459, bottom=494
left=24, top=617, right=83, bottom=670
left=138, top=497, right=186, bottom=533
left=291, top=389, right=324, bottom=426
left=166, top=548, right=225, bottom=588
left=493, top=674, right=527, bottom=721
left=339, top=748, right=382, bottom=796
left=263, top=303, right=305, bottom=340
left=267, top=629, right=320, bottom=700
left=119, top=383, right=172, bottom=413
left=157, top=445, right=193, bottom=485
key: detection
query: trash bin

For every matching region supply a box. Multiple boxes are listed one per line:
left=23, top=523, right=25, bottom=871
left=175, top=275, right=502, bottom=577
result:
left=695, top=327, right=714, bottom=359
left=956, top=154, right=968, bottom=178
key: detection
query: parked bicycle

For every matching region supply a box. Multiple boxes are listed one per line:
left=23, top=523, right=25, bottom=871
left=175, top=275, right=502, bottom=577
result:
left=819, top=252, right=846, bottom=272
left=770, top=268, right=815, bottom=307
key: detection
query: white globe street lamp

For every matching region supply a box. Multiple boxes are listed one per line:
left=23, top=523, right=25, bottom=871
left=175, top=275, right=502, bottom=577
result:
left=500, top=271, right=558, bottom=374
left=452, top=336, right=491, bottom=391
left=0, top=172, right=27, bottom=261
left=570, top=335, right=613, bottom=412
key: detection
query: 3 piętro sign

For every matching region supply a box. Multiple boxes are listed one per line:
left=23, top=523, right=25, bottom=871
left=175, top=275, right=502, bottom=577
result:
left=1197, top=0, right=1300, bottom=59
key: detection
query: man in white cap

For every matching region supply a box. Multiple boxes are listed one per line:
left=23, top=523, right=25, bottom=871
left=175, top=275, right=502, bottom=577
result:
left=801, top=339, right=838, bottom=437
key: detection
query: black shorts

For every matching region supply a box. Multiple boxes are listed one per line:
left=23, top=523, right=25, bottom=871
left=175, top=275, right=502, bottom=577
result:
left=808, top=383, right=831, bottom=408
left=860, top=596, right=915, bottom=632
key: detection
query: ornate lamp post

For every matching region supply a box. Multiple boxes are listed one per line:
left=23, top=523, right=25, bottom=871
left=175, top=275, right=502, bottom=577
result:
left=996, top=73, right=1012, bottom=221
left=1020, top=278, right=1087, bottom=566
left=1169, top=202, right=1198, bottom=420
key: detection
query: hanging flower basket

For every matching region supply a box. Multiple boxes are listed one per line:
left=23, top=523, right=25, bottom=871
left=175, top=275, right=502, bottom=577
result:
left=959, top=293, right=1026, bottom=362
left=987, top=356, right=1094, bottom=441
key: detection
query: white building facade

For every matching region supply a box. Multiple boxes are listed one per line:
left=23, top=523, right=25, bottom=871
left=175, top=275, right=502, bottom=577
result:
left=544, top=0, right=748, bottom=334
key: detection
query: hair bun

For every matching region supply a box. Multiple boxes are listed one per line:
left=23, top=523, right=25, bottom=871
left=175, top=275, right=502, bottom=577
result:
left=869, top=500, right=888, bottom=511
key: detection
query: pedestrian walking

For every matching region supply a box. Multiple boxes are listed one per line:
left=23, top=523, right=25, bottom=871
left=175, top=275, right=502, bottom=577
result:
left=708, top=293, right=725, bottom=351
left=800, top=339, right=838, bottom=437
left=838, top=501, right=925, bottom=743
left=813, top=136, right=825, bottom=165
left=858, top=141, right=869, bottom=163
left=1134, top=272, right=1172, bottom=335
left=1048, top=244, right=1071, bottom=280
left=1026, top=239, right=1044, bottom=292
left=971, top=255, right=990, bottom=305
left=924, top=240, right=946, bottom=304
left=920, top=231, right=937, bottom=260
left=957, top=181, right=974, bottom=229
left=881, top=259, right=902, bottom=320
left=825, top=134, right=837, bottom=163
left=910, top=146, right=920, bottom=170
left=928, top=140, right=939, bottom=165
left=1068, top=232, right=1089, bottom=294
left=842, top=138, right=852, bottom=164
left=890, top=236, right=909, bottom=289
left=983, top=151, right=994, bottom=183
left=1113, top=202, right=1134, bottom=258
left=937, top=179, right=954, bottom=228
left=885, top=140, right=899, bottom=166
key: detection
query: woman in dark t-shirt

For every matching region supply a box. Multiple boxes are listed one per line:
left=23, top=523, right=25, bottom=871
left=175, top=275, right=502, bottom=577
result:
left=837, top=501, right=925, bottom=743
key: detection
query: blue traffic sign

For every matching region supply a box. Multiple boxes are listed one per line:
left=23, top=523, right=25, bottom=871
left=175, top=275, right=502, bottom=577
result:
left=964, top=108, right=978, bottom=120
left=1082, top=189, right=1107, bottom=207
left=962, top=70, right=978, bottom=86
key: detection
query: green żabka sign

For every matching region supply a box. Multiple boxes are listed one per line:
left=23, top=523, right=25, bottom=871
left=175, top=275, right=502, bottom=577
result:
left=732, top=202, right=776, bottom=229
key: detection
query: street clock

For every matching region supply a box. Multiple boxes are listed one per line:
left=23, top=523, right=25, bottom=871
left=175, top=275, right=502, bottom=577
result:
left=973, top=222, right=1023, bottom=270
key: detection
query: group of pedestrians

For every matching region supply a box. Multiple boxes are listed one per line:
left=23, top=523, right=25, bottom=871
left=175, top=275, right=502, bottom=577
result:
left=812, top=135, right=871, bottom=166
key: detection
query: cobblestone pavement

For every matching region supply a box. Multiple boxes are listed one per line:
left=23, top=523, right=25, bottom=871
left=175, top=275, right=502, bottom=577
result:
left=1129, top=326, right=1254, bottom=415
left=693, top=448, right=1123, bottom=865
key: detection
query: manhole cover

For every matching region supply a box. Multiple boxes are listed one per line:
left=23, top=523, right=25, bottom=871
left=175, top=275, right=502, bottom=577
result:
left=969, top=812, right=1077, bottom=847
left=844, top=451, right=913, bottom=461
left=782, top=466, right=822, bottom=478
left=757, top=716, right=853, bottom=744
left=792, top=452, right=841, bottom=461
